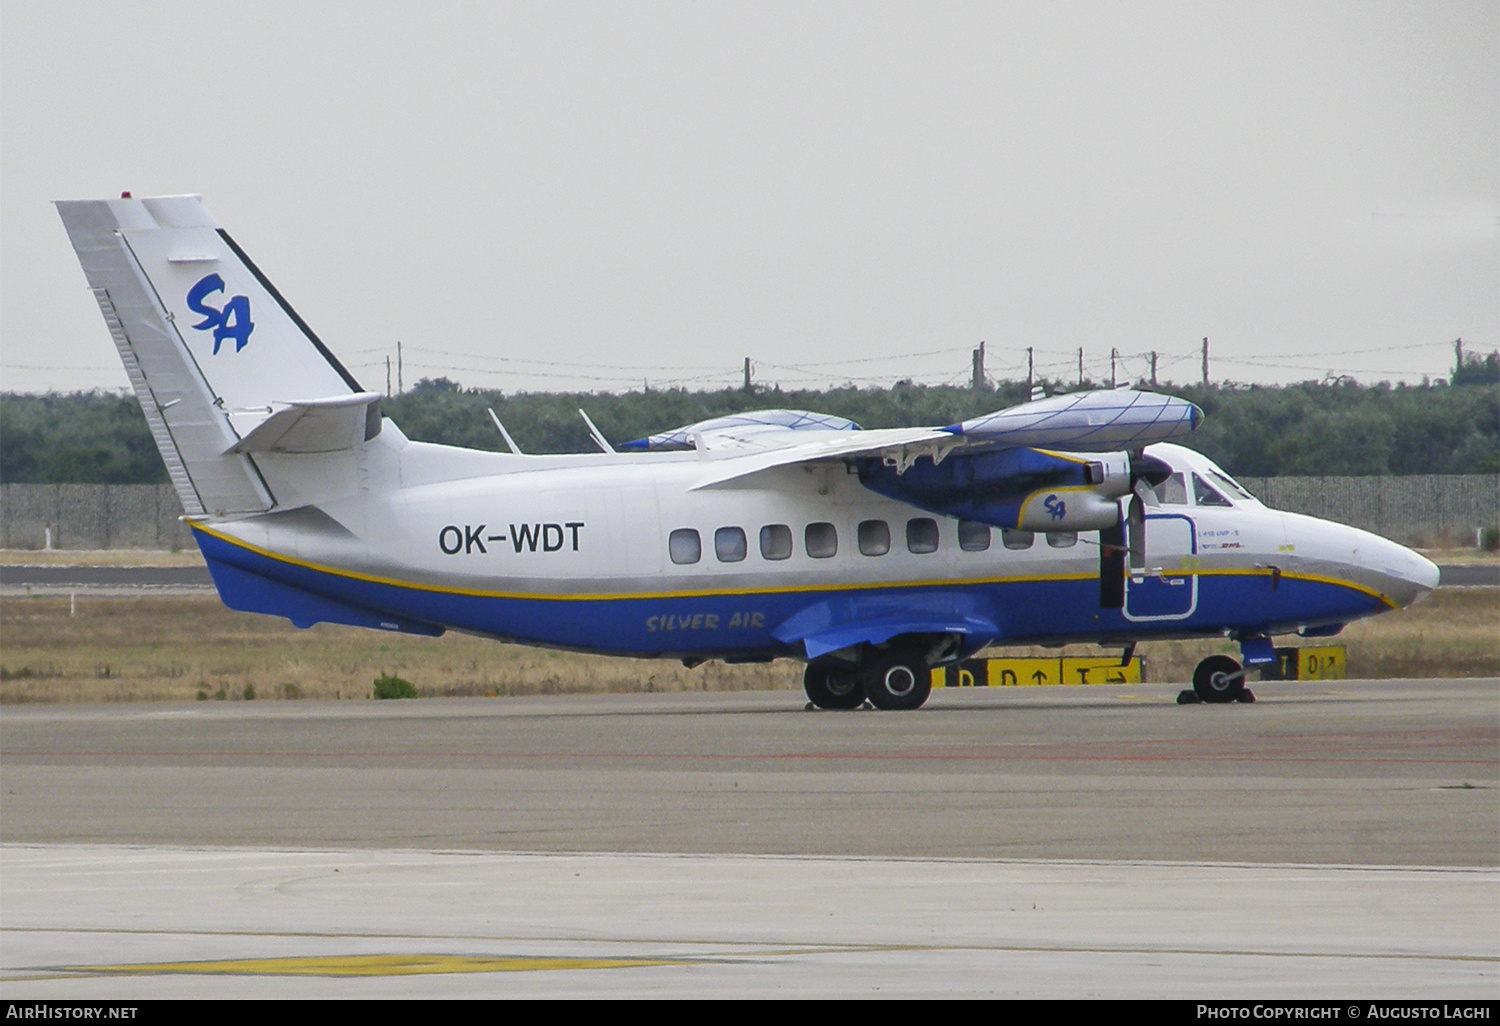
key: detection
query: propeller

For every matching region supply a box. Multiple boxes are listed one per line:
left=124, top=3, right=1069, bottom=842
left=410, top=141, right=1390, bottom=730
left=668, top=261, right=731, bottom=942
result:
left=1100, top=452, right=1172, bottom=608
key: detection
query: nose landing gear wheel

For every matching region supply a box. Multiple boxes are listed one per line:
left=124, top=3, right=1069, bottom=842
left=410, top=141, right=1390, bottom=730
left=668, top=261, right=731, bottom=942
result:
left=862, top=651, right=933, bottom=711
left=1193, top=655, right=1246, bottom=703
left=803, top=664, right=865, bottom=710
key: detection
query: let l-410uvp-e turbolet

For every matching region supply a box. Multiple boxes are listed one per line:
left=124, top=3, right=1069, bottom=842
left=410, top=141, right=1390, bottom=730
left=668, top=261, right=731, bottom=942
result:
left=57, top=195, right=1440, bottom=710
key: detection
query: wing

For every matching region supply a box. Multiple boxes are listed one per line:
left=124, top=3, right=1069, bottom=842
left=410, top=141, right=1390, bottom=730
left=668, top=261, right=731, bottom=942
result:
left=682, top=388, right=1200, bottom=492
left=621, top=408, right=862, bottom=451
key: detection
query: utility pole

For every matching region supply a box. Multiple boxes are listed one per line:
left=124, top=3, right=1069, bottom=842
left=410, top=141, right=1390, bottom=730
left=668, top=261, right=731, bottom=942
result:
left=1026, top=346, right=1034, bottom=389
left=1455, top=338, right=1465, bottom=374
left=397, top=341, right=404, bottom=394
left=386, top=356, right=392, bottom=398
left=972, top=341, right=986, bottom=391
left=1077, top=347, right=1084, bottom=387
left=1149, top=351, right=1158, bottom=388
left=1201, top=337, right=1209, bottom=386
left=743, top=357, right=752, bottom=392
left=1110, top=348, right=1118, bottom=388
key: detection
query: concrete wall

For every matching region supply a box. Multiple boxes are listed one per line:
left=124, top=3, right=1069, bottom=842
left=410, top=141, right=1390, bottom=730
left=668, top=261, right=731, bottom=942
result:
left=1, top=477, right=1496, bottom=550
left=1237, top=475, right=1498, bottom=546
left=0, top=484, right=192, bottom=550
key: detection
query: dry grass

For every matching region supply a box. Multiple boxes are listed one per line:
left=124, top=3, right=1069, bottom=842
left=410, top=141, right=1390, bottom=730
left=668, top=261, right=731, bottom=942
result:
left=1, top=588, right=1494, bottom=704
left=0, top=594, right=800, bottom=704
left=1414, top=547, right=1500, bottom=565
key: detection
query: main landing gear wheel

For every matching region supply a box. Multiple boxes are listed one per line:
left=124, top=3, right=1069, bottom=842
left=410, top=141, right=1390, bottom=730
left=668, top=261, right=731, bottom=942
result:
left=862, top=650, right=933, bottom=711
left=803, top=663, right=865, bottom=710
left=1193, top=655, right=1246, bottom=704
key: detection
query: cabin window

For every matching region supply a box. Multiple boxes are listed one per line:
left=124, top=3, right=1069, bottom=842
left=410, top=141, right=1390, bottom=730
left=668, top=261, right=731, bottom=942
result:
left=958, top=520, right=991, bottom=551
left=760, top=524, right=793, bottom=560
left=858, top=519, right=890, bottom=556
left=906, top=518, right=939, bottom=554
left=1001, top=528, right=1034, bottom=550
left=669, top=528, right=701, bottom=565
left=715, top=526, right=747, bottom=562
left=1192, top=473, right=1232, bottom=507
left=805, top=522, right=838, bottom=559
left=1153, top=472, right=1189, bottom=505
left=1046, top=531, right=1077, bottom=548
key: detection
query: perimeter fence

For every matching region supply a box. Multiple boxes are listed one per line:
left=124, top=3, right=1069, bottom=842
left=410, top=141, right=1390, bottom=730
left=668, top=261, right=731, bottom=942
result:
left=1, top=477, right=1495, bottom=551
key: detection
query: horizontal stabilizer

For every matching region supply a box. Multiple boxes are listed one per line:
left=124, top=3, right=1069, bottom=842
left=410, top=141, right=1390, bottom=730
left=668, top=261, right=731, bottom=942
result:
left=227, top=392, right=383, bottom=454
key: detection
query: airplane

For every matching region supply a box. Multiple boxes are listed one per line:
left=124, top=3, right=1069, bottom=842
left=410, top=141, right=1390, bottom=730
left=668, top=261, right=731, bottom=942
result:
left=55, top=194, right=1441, bottom=710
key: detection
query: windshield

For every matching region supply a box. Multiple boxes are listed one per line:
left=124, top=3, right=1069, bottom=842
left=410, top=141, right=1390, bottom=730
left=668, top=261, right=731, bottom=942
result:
left=1205, top=467, right=1255, bottom=501
left=1152, top=472, right=1189, bottom=505
left=1192, top=472, right=1232, bottom=507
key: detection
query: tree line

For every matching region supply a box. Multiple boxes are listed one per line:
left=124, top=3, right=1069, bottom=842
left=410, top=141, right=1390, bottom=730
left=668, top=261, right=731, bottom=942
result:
left=2, top=376, right=1495, bottom=485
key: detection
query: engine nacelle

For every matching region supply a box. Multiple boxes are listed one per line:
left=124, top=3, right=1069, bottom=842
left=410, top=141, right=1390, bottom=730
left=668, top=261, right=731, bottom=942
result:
left=857, top=447, right=1131, bottom=532
left=1013, top=484, right=1123, bottom=532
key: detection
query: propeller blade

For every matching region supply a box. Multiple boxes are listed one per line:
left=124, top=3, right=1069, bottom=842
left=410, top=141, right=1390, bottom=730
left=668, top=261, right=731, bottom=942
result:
left=1131, top=452, right=1172, bottom=488
left=1100, top=521, right=1126, bottom=608
left=1127, top=489, right=1146, bottom=576
left=1124, top=455, right=1163, bottom=578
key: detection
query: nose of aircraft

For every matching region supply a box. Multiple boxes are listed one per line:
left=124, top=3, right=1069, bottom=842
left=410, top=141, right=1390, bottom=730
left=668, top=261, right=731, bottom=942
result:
left=1281, top=513, right=1440, bottom=610
left=1391, top=542, right=1442, bottom=601
left=1353, top=529, right=1441, bottom=608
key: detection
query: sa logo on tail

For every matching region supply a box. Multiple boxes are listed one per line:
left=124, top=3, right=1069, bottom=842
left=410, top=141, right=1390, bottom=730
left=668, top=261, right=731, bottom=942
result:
left=186, top=273, right=254, bottom=353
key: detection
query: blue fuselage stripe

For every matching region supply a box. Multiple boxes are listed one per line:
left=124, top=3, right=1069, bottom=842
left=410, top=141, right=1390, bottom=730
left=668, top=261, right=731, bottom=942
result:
left=193, top=527, right=1382, bottom=657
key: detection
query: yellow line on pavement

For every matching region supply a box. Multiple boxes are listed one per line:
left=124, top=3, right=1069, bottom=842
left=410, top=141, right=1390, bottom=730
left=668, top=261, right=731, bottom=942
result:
left=67, top=953, right=688, bottom=976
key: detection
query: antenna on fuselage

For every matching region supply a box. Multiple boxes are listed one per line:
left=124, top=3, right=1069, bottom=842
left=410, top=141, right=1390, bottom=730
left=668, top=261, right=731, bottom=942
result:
left=578, top=409, right=617, bottom=454
left=486, top=408, right=524, bottom=455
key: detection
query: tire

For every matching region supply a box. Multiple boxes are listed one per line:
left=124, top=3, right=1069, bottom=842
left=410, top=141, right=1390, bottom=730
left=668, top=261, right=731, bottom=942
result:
left=803, top=663, right=865, bottom=710
left=1193, top=655, right=1245, bottom=704
left=862, top=650, right=933, bottom=711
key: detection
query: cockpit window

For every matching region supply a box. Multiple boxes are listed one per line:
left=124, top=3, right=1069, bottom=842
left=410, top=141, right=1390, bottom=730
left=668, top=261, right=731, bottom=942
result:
left=1192, top=473, right=1232, bottom=507
left=1206, top=469, right=1254, bottom=501
left=1153, top=472, right=1189, bottom=505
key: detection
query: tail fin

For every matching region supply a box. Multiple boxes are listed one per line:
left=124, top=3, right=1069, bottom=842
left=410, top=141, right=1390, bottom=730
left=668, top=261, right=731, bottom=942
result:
left=56, top=195, right=380, bottom=516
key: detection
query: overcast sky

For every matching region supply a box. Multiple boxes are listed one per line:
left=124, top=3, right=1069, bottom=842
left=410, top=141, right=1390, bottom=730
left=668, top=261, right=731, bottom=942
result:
left=2, top=1, right=1495, bottom=396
